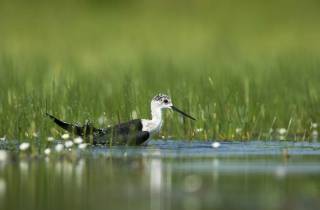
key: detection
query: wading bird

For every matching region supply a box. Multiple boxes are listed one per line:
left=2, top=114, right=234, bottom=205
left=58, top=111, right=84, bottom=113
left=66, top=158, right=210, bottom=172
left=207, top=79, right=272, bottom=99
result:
left=46, top=94, right=196, bottom=146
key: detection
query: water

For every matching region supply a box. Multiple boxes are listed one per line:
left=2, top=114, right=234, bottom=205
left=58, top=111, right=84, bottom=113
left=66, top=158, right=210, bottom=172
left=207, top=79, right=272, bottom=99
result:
left=1, top=140, right=320, bottom=210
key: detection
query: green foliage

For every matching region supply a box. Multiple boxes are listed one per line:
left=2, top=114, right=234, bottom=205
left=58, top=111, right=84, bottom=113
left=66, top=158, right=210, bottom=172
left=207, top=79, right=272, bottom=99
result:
left=0, top=0, right=320, bottom=141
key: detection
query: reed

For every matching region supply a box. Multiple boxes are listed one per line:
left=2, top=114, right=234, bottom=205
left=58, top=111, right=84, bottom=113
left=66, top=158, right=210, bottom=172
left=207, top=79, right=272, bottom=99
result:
left=0, top=0, right=319, bottom=144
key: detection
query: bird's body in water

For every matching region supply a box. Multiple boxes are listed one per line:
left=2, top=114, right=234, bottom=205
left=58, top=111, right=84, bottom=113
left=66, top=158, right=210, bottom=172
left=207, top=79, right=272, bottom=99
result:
left=46, top=94, right=196, bottom=146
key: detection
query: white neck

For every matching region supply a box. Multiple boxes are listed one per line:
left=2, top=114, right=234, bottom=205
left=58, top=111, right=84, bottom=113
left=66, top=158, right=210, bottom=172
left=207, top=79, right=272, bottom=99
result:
left=141, top=104, right=164, bottom=134
left=151, top=104, right=162, bottom=123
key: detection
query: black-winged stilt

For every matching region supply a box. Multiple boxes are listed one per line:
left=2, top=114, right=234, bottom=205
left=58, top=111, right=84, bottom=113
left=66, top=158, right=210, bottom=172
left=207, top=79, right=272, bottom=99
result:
left=46, top=94, right=196, bottom=145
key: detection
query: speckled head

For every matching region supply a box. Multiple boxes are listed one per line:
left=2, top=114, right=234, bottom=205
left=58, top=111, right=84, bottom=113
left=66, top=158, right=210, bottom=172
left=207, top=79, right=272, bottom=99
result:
left=151, top=93, right=196, bottom=120
left=151, top=93, right=173, bottom=109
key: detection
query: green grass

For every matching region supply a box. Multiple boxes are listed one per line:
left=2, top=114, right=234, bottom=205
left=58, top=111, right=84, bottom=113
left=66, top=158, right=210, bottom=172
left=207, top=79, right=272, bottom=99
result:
left=0, top=0, right=320, bottom=143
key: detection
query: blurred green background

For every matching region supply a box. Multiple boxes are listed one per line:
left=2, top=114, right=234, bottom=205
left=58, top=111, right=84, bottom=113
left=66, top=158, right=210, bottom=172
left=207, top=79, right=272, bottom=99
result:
left=0, top=0, right=320, bottom=141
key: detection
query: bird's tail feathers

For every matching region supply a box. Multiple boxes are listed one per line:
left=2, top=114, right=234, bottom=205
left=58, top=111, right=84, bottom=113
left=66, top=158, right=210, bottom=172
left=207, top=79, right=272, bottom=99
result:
left=45, top=113, right=96, bottom=137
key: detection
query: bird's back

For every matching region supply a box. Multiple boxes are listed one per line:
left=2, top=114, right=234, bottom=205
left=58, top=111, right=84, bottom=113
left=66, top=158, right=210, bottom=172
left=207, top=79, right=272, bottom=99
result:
left=93, top=119, right=150, bottom=145
left=46, top=113, right=150, bottom=146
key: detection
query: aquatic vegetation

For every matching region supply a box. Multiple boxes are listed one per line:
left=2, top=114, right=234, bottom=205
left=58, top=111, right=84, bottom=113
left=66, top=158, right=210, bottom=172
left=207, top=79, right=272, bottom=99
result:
left=19, top=142, right=30, bottom=151
left=64, top=140, right=74, bottom=148
left=0, top=150, right=7, bottom=162
left=47, top=136, right=54, bottom=142
left=211, top=142, right=221, bottom=148
left=61, top=133, right=70, bottom=140
left=0, top=0, right=319, bottom=147
left=78, top=143, right=87, bottom=150
left=54, top=144, right=64, bottom=152
left=74, top=137, right=83, bottom=144
left=44, top=148, right=51, bottom=155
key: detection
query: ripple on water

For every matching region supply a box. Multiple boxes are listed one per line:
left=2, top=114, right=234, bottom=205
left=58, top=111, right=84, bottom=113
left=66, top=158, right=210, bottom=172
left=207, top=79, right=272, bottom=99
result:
left=91, top=140, right=320, bottom=158
left=88, top=140, right=320, bottom=175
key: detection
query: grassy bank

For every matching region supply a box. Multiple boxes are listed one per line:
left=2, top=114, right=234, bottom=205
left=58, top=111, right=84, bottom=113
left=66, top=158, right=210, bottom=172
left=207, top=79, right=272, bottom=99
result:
left=0, top=0, right=320, bottom=143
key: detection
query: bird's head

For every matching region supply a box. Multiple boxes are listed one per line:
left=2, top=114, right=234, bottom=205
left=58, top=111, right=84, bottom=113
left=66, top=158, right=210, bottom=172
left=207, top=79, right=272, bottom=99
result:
left=151, top=94, right=173, bottom=109
left=151, top=93, right=196, bottom=120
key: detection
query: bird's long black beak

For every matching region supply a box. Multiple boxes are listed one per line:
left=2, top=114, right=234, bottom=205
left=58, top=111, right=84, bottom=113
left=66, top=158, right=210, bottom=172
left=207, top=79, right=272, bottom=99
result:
left=171, top=106, right=196, bottom=121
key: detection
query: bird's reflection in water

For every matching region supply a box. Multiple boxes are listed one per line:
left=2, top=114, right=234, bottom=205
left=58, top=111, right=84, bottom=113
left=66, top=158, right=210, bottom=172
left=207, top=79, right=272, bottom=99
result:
left=148, top=150, right=163, bottom=210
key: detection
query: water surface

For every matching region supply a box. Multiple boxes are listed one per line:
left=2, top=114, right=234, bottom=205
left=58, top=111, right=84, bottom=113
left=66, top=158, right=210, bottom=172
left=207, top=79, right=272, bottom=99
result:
left=0, top=140, right=320, bottom=210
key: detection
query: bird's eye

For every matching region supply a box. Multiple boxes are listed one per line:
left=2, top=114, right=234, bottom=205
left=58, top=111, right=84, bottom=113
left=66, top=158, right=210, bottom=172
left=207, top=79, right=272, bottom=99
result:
left=163, top=99, right=168, bottom=104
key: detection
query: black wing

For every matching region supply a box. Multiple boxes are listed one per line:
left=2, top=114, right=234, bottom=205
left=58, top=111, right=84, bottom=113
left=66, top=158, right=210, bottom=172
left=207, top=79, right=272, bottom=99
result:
left=46, top=113, right=150, bottom=145
left=92, top=119, right=150, bottom=145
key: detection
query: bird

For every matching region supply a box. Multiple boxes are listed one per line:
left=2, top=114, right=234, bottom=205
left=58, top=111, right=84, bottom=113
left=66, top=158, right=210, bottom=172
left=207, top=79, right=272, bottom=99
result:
left=46, top=94, right=196, bottom=146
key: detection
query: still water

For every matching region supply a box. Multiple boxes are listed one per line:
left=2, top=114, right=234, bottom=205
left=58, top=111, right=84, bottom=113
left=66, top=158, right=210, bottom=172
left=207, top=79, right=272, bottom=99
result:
left=0, top=140, right=320, bottom=210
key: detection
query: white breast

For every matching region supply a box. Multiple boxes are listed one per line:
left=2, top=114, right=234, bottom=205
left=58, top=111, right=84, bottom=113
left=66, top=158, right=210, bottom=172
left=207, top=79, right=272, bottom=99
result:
left=141, top=119, right=163, bottom=135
